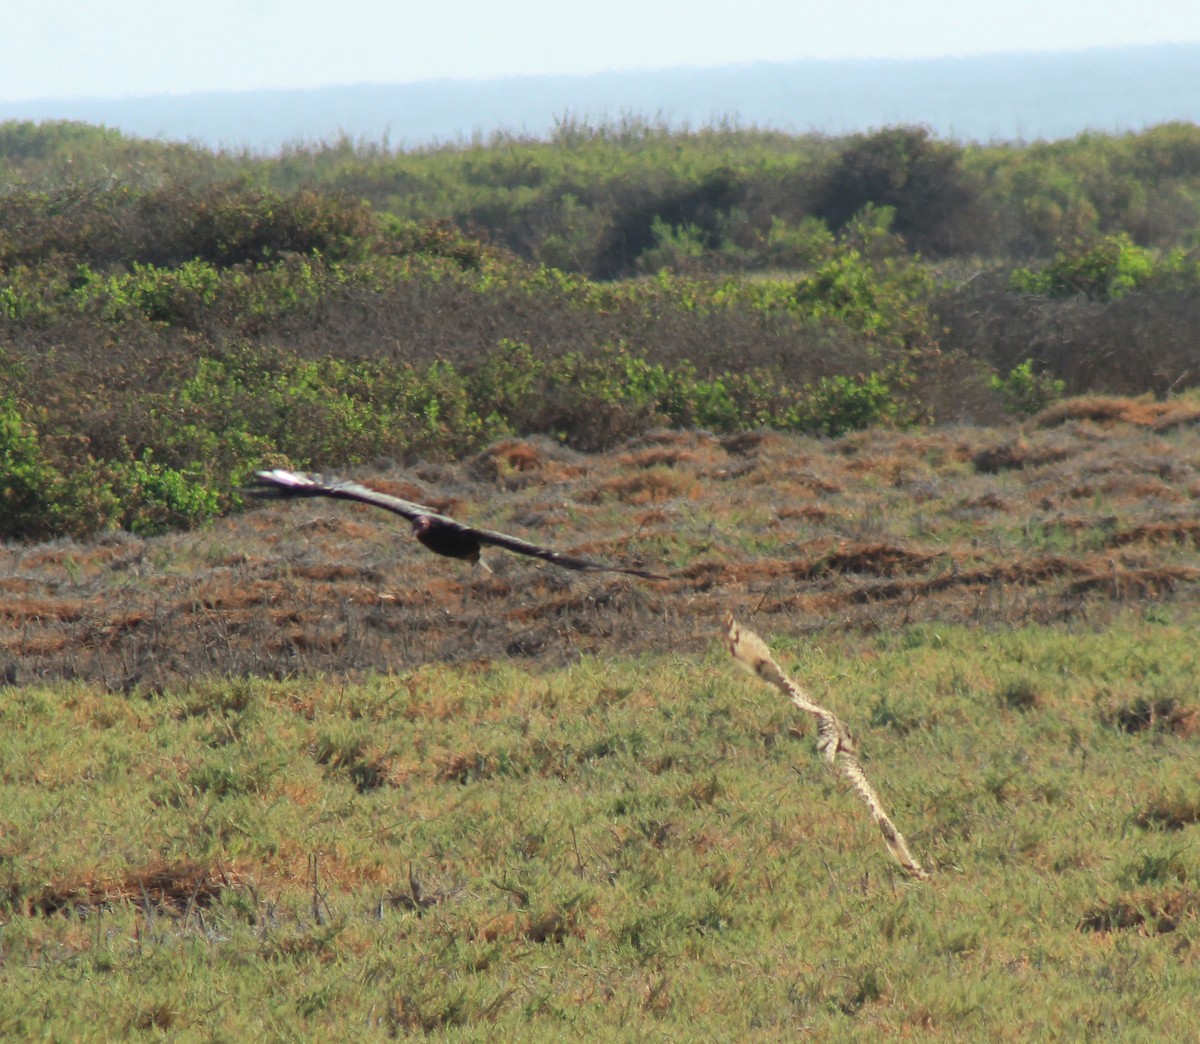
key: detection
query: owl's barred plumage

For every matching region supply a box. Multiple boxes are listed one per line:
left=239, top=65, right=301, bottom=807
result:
left=250, top=469, right=668, bottom=580
left=724, top=613, right=928, bottom=880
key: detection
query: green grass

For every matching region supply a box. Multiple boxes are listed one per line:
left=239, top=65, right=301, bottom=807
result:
left=4, top=613, right=1200, bottom=1037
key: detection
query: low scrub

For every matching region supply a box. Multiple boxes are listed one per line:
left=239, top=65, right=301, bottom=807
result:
left=7, top=125, right=1200, bottom=542
left=1, top=198, right=958, bottom=541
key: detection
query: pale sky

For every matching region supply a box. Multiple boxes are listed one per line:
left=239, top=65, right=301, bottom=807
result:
left=4, top=0, right=1200, bottom=102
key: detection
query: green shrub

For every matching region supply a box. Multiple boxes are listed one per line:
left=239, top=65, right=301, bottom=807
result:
left=74, top=259, right=223, bottom=325
left=0, top=399, right=60, bottom=540
left=795, top=372, right=897, bottom=437
left=759, top=216, right=835, bottom=271
left=467, top=339, right=545, bottom=432
left=0, top=264, right=75, bottom=325
left=110, top=454, right=223, bottom=535
left=0, top=399, right=120, bottom=540
left=638, top=219, right=710, bottom=273
left=789, top=207, right=936, bottom=349
left=1009, top=233, right=1155, bottom=301
left=186, top=185, right=378, bottom=267
left=989, top=360, right=1066, bottom=416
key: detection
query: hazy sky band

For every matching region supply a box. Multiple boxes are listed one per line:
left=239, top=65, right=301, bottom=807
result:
left=6, top=0, right=1200, bottom=102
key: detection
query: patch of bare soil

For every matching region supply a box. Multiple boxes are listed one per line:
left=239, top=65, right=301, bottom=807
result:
left=3, top=405, right=1200, bottom=689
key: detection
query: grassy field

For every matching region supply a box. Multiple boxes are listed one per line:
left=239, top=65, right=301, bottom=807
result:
left=3, top=399, right=1200, bottom=1037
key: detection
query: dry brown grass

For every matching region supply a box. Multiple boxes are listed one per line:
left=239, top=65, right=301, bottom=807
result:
left=18, top=859, right=245, bottom=918
left=1079, top=890, right=1200, bottom=934
left=2, top=401, right=1200, bottom=689
left=1099, top=694, right=1200, bottom=737
left=1031, top=394, right=1200, bottom=431
left=582, top=468, right=702, bottom=505
left=468, top=438, right=587, bottom=489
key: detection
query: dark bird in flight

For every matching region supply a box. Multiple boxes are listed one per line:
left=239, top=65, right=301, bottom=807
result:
left=251, top=469, right=669, bottom=580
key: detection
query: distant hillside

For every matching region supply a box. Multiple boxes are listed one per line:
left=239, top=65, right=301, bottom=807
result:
left=3, top=44, right=1198, bottom=151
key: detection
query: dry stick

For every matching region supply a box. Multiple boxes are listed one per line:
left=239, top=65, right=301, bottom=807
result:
left=723, top=613, right=929, bottom=880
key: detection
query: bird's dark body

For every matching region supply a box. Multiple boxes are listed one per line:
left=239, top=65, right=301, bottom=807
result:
left=249, top=469, right=668, bottom=580
left=412, top=516, right=482, bottom=562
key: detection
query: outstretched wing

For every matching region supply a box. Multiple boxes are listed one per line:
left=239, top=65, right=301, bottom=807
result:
left=250, top=469, right=449, bottom=523
left=250, top=469, right=669, bottom=580
left=468, top=525, right=668, bottom=579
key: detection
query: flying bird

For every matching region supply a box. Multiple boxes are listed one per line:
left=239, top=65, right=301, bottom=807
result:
left=250, top=469, right=668, bottom=580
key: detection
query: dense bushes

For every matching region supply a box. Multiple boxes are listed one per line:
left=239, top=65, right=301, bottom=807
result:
left=810, top=127, right=990, bottom=258
left=0, top=182, right=378, bottom=273
left=4, top=119, right=1200, bottom=541
left=935, top=234, right=1200, bottom=397
left=8, top=118, right=1200, bottom=277
left=0, top=399, right=215, bottom=539
left=1, top=186, right=946, bottom=539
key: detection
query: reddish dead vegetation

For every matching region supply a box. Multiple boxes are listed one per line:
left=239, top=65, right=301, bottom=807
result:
left=1100, top=696, right=1200, bottom=737
left=1063, top=564, right=1199, bottom=600
left=681, top=547, right=1096, bottom=604
left=972, top=440, right=1074, bottom=474
left=477, top=908, right=580, bottom=944
left=581, top=469, right=699, bottom=505
left=798, top=542, right=937, bottom=579
left=777, top=504, right=835, bottom=522
left=1107, top=520, right=1200, bottom=549
left=2, top=411, right=1199, bottom=688
left=1033, top=395, right=1200, bottom=432
left=1079, top=890, right=1200, bottom=934
left=0, top=597, right=86, bottom=624
left=839, top=556, right=1077, bottom=604
left=1133, top=795, right=1200, bottom=832
left=617, top=446, right=700, bottom=470
left=468, top=438, right=584, bottom=488
left=18, top=860, right=242, bottom=918
left=290, top=563, right=377, bottom=582
left=435, top=750, right=495, bottom=784
left=369, top=477, right=456, bottom=513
